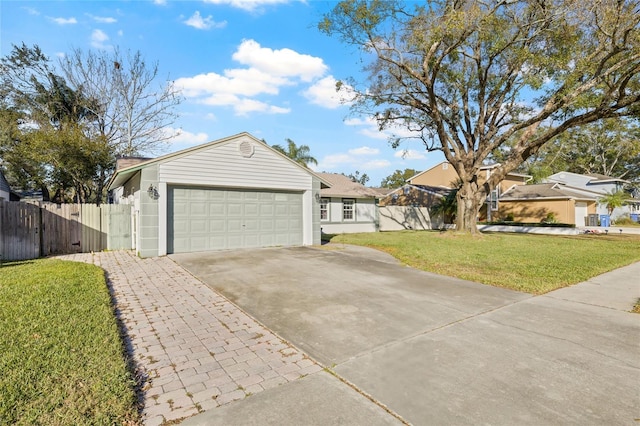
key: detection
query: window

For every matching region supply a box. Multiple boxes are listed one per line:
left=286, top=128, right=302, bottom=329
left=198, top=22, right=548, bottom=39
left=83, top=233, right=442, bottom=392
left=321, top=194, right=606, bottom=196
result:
left=490, top=189, right=499, bottom=211
left=320, top=198, right=329, bottom=221
left=343, top=199, right=355, bottom=221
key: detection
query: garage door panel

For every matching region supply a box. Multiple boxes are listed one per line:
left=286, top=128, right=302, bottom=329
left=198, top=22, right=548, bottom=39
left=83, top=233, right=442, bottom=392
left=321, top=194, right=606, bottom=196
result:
left=244, top=203, right=259, bottom=216
left=190, top=236, right=208, bottom=251
left=169, top=186, right=303, bottom=253
left=244, top=219, right=259, bottom=231
left=190, top=189, right=208, bottom=200
left=190, top=219, right=208, bottom=233
left=210, top=204, right=225, bottom=216
left=260, top=220, right=274, bottom=231
left=228, top=203, right=243, bottom=215
left=209, top=237, right=226, bottom=250
left=190, top=203, right=208, bottom=216
left=227, top=219, right=243, bottom=232
left=210, top=219, right=226, bottom=232
left=227, top=235, right=242, bottom=247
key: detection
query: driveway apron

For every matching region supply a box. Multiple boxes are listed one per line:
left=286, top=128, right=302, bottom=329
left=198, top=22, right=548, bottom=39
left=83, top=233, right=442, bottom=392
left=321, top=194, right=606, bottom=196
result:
left=173, top=246, right=640, bottom=425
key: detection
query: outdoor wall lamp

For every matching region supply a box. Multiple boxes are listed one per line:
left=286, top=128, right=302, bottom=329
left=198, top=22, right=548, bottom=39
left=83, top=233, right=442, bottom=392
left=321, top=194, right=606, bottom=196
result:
left=147, top=184, right=159, bottom=200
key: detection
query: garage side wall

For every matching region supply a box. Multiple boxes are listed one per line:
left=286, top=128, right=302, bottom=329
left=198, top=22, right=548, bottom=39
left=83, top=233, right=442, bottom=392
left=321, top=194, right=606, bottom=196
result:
left=138, top=165, right=159, bottom=258
left=312, top=177, right=322, bottom=245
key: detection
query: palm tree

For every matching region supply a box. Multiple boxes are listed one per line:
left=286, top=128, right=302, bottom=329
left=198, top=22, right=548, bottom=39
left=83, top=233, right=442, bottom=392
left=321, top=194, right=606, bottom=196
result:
left=431, top=180, right=462, bottom=224
left=271, top=138, right=318, bottom=168
left=599, top=190, right=628, bottom=216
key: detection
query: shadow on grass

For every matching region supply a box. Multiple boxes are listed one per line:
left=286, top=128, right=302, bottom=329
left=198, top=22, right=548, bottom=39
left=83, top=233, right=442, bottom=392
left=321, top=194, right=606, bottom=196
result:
left=104, top=270, right=147, bottom=419
left=0, top=259, right=38, bottom=268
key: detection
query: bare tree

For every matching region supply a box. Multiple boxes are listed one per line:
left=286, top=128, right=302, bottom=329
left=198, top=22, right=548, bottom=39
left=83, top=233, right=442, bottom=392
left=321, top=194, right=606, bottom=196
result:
left=60, top=47, right=182, bottom=157
left=320, top=0, right=640, bottom=233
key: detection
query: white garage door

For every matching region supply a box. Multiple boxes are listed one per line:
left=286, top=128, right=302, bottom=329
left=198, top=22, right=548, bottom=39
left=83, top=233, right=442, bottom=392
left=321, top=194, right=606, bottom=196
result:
left=575, top=202, right=588, bottom=227
left=168, top=186, right=303, bottom=253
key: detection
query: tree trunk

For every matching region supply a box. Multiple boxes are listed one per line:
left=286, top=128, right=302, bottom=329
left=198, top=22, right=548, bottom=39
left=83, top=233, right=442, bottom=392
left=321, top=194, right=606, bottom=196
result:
left=455, top=182, right=486, bottom=234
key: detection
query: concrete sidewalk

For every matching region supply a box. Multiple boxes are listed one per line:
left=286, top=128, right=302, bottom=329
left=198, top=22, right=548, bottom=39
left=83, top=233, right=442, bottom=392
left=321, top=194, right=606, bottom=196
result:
left=59, top=251, right=323, bottom=425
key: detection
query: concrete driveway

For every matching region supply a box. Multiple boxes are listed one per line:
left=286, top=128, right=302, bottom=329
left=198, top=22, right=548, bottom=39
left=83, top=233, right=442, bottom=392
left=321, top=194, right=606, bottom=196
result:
left=172, top=245, right=640, bottom=425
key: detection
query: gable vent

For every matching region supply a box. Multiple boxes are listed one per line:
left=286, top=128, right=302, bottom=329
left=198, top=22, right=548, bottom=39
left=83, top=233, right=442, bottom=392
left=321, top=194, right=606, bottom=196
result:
left=239, top=140, right=255, bottom=158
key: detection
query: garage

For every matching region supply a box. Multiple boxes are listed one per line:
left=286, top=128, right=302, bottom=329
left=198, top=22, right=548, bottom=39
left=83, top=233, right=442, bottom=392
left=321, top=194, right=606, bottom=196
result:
left=168, top=186, right=303, bottom=253
left=107, top=133, right=329, bottom=258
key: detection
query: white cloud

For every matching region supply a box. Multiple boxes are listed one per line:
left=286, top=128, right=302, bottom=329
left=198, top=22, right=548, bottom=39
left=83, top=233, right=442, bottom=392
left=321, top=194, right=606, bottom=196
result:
left=316, top=145, right=388, bottom=173
left=203, top=0, right=296, bottom=12
left=164, top=127, right=210, bottom=146
left=362, top=159, right=391, bottom=169
left=345, top=115, right=421, bottom=141
left=232, top=39, right=327, bottom=82
left=153, top=0, right=167, bottom=4
left=49, top=16, right=77, bottom=25
left=349, top=146, right=379, bottom=155
left=234, top=99, right=290, bottom=115
left=91, top=29, right=110, bottom=49
left=23, top=7, right=39, bottom=15
left=183, top=11, right=227, bottom=30
left=87, top=14, right=117, bottom=24
left=303, top=76, right=354, bottom=109
left=394, top=149, right=425, bottom=160
left=117, top=30, right=124, bottom=37
left=176, top=69, right=288, bottom=98
left=176, top=39, right=326, bottom=116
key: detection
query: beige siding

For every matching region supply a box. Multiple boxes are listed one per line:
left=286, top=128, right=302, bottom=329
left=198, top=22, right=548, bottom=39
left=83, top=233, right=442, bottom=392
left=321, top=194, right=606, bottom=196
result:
left=410, top=162, right=528, bottom=192
left=498, top=176, right=528, bottom=192
left=159, top=137, right=312, bottom=191
left=409, top=162, right=459, bottom=187
left=499, top=199, right=575, bottom=224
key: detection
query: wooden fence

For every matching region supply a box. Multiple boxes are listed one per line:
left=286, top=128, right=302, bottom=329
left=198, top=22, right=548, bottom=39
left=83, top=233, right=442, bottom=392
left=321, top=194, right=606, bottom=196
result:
left=0, top=200, right=133, bottom=261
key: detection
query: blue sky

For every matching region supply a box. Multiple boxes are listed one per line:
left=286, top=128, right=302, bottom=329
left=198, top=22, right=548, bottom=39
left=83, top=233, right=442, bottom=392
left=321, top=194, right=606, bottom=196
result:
left=1, top=0, right=444, bottom=186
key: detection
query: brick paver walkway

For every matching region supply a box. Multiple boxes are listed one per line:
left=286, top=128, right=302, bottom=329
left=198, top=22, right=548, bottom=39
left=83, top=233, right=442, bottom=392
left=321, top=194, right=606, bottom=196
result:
left=59, top=251, right=322, bottom=425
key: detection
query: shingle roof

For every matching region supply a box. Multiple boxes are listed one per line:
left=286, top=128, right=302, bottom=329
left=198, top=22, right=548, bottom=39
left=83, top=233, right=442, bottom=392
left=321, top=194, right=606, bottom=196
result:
left=412, top=185, right=453, bottom=197
left=317, top=173, right=380, bottom=198
left=500, top=183, right=597, bottom=200
left=585, top=173, right=628, bottom=183
left=368, top=187, right=393, bottom=197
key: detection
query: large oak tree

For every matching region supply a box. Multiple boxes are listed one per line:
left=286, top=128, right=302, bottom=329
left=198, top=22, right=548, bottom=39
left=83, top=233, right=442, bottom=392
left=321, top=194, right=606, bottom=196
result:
left=320, top=0, right=640, bottom=232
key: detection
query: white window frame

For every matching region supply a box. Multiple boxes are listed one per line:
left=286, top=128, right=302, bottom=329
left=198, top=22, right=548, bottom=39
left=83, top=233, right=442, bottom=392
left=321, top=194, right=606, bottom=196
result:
left=320, top=198, right=329, bottom=221
left=342, top=199, right=355, bottom=221
left=490, top=189, right=499, bottom=211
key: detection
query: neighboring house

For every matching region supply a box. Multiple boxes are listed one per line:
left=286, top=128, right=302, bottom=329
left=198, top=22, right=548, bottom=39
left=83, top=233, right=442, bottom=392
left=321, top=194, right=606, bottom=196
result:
left=407, top=161, right=531, bottom=221
left=499, top=183, right=598, bottom=226
left=377, top=184, right=450, bottom=230
left=0, top=169, right=20, bottom=201
left=108, top=132, right=330, bottom=257
left=546, top=171, right=640, bottom=220
left=317, top=173, right=379, bottom=234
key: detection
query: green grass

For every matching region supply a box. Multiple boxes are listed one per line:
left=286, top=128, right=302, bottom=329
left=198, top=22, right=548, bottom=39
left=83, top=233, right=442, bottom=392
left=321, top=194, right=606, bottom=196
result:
left=0, top=259, right=140, bottom=425
left=330, top=231, right=640, bottom=294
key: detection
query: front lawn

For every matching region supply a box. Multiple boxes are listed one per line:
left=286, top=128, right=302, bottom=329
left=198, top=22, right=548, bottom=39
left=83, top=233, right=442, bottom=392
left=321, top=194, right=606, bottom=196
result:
left=0, top=259, right=140, bottom=425
left=330, top=231, right=640, bottom=294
